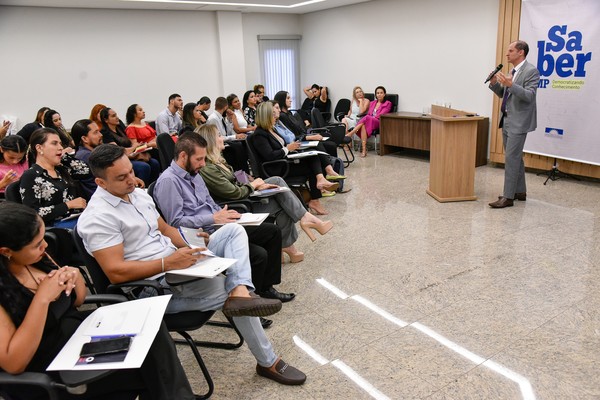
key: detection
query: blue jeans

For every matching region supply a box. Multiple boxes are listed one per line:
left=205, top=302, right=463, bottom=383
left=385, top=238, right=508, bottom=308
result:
left=152, top=224, right=277, bottom=367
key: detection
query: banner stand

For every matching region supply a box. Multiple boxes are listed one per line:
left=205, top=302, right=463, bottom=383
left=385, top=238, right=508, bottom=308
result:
left=536, top=158, right=582, bottom=185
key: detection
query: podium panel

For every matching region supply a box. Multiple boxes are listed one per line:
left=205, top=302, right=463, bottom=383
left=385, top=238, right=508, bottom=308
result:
left=426, top=106, right=483, bottom=202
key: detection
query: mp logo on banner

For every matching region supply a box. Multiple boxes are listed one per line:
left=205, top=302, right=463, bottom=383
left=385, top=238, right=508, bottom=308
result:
left=520, top=0, right=599, bottom=166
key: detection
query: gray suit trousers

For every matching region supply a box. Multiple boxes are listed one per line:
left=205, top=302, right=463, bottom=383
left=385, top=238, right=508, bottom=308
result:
left=502, top=120, right=527, bottom=199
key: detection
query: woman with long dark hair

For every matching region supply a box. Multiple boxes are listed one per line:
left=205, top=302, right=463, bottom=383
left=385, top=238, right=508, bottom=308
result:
left=242, top=90, right=258, bottom=127
left=0, top=135, right=28, bottom=195
left=43, top=109, right=75, bottom=151
left=180, top=102, right=203, bottom=134
left=100, top=107, right=159, bottom=185
left=125, top=104, right=157, bottom=149
left=0, top=202, right=195, bottom=400
left=20, top=128, right=88, bottom=229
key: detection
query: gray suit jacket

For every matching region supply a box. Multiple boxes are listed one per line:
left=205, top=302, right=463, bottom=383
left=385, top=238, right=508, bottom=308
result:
left=489, top=60, right=540, bottom=133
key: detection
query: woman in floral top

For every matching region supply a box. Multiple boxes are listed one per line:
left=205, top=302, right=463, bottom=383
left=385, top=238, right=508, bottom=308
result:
left=19, top=128, right=88, bottom=229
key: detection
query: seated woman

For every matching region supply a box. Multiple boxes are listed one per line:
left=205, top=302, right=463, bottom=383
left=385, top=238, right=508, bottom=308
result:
left=273, top=91, right=341, bottom=161
left=299, top=84, right=328, bottom=124
left=242, top=90, right=258, bottom=128
left=43, top=109, right=75, bottom=152
left=0, top=135, right=28, bottom=197
left=226, top=93, right=254, bottom=137
left=99, top=107, right=159, bottom=185
left=125, top=104, right=158, bottom=149
left=0, top=202, right=195, bottom=400
left=20, top=128, right=88, bottom=229
left=197, top=124, right=333, bottom=261
left=347, top=86, right=393, bottom=157
left=254, top=84, right=269, bottom=104
left=342, top=86, right=370, bottom=133
left=251, top=102, right=339, bottom=215
left=180, top=102, right=203, bottom=134
left=16, top=106, right=49, bottom=144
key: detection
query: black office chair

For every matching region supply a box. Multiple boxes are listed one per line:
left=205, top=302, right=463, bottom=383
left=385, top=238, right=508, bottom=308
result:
left=357, top=93, right=399, bottom=154
left=333, top=98, right=351, bottom=122
left=310, top=108, right=354, bottom=167
left=156, top=133, right=176, bottom=171
left=73, top=227, right=245, bottom=399
left=4, top=181, right=21, bottom=203
left=245, top=134, right=310, bottom=208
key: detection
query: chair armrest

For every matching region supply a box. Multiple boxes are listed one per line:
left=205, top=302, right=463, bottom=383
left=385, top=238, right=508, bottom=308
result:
left=83, top=294, right=129, bottom=305
left=0, top=372, right=60, bottom=400
left=307, top=127, right=329, bottom=134
left=218, top=200, right=252, bottom=213
left=261, top=159, right=290, bottom=179
left=107, top=279, right=165, bottom=296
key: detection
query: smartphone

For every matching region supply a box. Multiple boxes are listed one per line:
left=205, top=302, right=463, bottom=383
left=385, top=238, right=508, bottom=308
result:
left=80, top=337, right=132, bottom=357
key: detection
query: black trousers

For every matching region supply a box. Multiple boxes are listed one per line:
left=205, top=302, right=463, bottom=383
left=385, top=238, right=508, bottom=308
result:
left=244, top=223, right=282, bottom=292
left=7, top=322, right=194, bottom=400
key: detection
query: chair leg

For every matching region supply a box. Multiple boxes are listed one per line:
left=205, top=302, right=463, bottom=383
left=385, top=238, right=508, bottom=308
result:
left=173, top=317, right=244, bottom=350
left=340, top=145, right=354, bottom=167
left=176, top=331, right=214, bottom=400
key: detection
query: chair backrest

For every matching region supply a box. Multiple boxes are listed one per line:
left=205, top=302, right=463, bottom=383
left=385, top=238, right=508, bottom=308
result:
left=44, top=228, right=74, bottom=266
left=5, top=181, right=21, bottom=203
left=72, top=226, right=112, bottom=294
left=156, top=133, right=176, bottom=171
left=243, top=135, right=266, bottom=179
left=364, top=93, right=399, bottom=113
left=310, top=108, right=327, bottom=129
left=333, top=98, right=351, bottom=122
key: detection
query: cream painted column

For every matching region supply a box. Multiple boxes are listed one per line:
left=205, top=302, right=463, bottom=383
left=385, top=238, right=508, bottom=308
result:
left=216, top=11, right=247, bottom=96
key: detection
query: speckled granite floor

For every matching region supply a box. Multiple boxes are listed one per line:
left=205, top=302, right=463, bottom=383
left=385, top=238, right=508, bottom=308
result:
left=176, top=150, right=600, bottom=400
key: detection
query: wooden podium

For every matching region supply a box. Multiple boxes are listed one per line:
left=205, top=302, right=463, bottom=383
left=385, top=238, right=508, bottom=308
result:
left=426, top=105, right=484, bottom=202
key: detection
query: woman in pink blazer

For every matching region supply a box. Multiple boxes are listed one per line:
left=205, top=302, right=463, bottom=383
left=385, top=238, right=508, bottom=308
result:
left=348, top=86, right=392, bottom=157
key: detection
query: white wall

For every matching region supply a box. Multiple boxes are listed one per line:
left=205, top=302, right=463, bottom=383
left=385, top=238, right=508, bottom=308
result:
left=299, top=0, right=499, bottom=116
left=0, top=6, right=225, bottom=128
left=0, top=1, right=500, bottom=130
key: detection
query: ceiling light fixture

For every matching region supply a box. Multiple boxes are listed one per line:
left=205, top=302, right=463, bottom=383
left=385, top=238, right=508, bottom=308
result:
left=121, top=0, right=325, bottom=8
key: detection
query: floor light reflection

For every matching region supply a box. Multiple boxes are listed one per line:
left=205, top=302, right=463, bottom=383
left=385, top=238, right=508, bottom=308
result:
left=331, top=360, right=391, bottom=400
left=316, top=278, right=536, bottom=400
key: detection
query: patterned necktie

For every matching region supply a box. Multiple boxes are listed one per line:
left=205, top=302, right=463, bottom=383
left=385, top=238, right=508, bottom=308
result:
left=501, top=68, right=517, bottom=114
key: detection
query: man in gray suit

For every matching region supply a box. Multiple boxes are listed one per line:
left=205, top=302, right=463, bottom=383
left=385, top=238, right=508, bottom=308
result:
left=488, top=40, right=540, bottom=208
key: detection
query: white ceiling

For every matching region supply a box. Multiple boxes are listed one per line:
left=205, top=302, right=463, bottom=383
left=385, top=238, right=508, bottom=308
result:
left=0, top=0, right=372, bottom=14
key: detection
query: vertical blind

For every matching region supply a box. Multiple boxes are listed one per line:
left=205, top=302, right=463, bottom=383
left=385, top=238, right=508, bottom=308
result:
left=258, top=36, right=301, bottom=109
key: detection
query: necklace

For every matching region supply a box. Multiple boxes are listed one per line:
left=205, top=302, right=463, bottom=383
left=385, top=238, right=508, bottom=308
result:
left=24, top=265, right=40, bottom=288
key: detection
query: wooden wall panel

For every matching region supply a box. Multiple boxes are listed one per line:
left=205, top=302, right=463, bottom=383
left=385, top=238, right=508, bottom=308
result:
left=491, top=0, right=600, bottom=179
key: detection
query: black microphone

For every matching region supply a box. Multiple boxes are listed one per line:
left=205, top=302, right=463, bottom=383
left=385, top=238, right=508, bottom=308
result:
left=484, top=64, right=503, bottom=83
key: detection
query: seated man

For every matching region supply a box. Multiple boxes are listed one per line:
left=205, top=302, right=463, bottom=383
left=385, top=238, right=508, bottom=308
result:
left=153, top=133, right=294, bottom=303
left=156, top=93, right=183, bottom=135
left=77, top=144, right=306, bottom=386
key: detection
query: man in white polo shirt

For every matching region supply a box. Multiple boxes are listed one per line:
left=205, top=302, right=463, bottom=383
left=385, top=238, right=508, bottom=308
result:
left=77, top=144, right=306, bottom=386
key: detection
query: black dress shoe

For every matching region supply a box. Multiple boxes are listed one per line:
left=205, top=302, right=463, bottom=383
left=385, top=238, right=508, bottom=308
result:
left=489, top=197, right=514, bottom=208
left=260, top=317, right=273, bottom=329
left=256, top=359, right=306, bottom=385
left=257, top=287, right=296, bottom=303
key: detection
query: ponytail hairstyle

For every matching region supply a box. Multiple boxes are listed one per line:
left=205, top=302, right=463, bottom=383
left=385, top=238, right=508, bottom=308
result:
left=0, top=203, right=43, bottom=326
left=28, top=127, right=59, bottom=164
